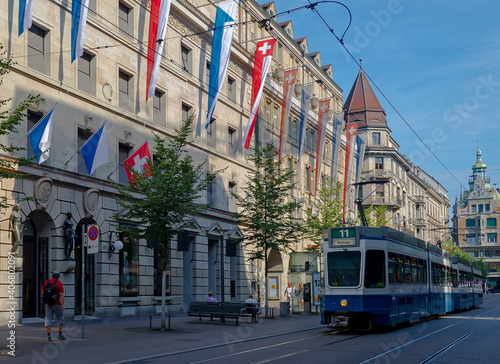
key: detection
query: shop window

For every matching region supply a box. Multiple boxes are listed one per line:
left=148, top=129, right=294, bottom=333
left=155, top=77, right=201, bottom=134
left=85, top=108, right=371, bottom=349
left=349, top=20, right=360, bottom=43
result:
left=120, top=232, right=139, bottom=296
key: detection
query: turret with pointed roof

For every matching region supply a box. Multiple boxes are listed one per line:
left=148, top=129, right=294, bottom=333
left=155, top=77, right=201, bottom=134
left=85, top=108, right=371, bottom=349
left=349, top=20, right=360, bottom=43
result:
left=343, top=64, right=388, bottom=128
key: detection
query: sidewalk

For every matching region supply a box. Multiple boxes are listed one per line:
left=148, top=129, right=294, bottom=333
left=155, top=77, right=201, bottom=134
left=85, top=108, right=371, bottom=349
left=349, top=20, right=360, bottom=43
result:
left=0, top=312, right=323, bottom=364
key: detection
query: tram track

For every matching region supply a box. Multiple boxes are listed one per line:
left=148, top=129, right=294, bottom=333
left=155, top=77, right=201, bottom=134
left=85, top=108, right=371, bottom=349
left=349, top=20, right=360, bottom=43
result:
left=359, top=305, right=500, bottom=364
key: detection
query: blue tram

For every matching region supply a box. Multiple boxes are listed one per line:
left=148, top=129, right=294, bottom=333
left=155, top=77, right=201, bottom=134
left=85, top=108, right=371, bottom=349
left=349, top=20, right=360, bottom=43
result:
left=320, top=226, right=482, bottom=329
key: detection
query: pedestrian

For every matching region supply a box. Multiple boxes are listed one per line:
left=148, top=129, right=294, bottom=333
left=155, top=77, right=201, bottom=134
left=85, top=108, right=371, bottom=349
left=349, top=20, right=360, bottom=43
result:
left=491, top=287, right=495, bottom=295
left=284, top=282, right=292, bottom=312
left=245, top=294, right=260, bottom=323
left=41, top=271, right=66, bottom=341
left=206, top=291, right=217, bottom=302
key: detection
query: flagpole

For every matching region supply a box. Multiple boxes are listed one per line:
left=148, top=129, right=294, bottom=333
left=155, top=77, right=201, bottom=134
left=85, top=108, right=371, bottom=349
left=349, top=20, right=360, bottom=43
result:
left=14, top=103, right=58, bottom=148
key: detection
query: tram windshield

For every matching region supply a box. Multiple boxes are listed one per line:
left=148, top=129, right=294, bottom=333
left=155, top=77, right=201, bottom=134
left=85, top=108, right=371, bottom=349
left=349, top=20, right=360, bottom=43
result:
left=327, top=251, right=361, bottom=287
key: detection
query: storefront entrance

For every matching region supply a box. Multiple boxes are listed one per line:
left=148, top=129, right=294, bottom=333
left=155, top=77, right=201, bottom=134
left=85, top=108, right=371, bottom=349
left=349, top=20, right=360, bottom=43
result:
left=22, top=218, right=49, bottom=318
left=290, top=252, right=319, bottom=313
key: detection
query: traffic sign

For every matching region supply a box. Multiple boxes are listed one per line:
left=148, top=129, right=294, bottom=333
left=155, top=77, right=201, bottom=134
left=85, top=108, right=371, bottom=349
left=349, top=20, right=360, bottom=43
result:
left=87, top=224, right=99, bottom=254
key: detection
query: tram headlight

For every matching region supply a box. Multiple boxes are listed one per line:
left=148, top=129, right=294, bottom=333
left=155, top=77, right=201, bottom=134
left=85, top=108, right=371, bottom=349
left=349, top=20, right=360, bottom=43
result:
left=340, top=299, right=348, bottom=307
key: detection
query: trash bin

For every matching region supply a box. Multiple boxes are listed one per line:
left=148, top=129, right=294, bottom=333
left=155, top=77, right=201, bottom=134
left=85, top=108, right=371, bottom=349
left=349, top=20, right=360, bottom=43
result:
left=280, top=302, right=290, bottom=316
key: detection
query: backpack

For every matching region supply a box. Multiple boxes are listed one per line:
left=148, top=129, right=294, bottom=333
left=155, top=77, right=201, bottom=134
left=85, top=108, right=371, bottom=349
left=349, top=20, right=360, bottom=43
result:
left=43, top=280, right=59, bottom=305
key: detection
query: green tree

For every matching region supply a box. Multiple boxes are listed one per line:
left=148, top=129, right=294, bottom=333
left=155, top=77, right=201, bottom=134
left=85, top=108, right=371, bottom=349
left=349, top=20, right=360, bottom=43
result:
left=441, top=238, right=488, bottom=278
left=0, top=44, right=39, bottom=209
left=233, top=143, right=302, bottom=316
left=111, top=115, right=216, bottom=329
left=361, top=205, right=389, bottom=227
left=303, top=177, right=344, bottom=250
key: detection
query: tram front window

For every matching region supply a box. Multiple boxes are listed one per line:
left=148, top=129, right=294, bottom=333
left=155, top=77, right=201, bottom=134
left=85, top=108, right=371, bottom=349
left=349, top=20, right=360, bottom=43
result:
left=327, top=251, right=361, bottom=287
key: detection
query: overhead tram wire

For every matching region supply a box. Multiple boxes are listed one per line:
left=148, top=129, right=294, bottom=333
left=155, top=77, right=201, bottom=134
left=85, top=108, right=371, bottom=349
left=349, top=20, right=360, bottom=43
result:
left=305, top=0, right=466, bottom=191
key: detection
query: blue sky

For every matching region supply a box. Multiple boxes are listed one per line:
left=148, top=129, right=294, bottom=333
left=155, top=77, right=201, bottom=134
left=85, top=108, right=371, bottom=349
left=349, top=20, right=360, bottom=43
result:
left=265, top=0, right=500, bottom=205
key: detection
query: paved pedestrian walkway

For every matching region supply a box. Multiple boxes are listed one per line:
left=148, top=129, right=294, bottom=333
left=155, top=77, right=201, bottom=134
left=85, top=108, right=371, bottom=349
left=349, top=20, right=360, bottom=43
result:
left=0, top=312, right=322, bottom=364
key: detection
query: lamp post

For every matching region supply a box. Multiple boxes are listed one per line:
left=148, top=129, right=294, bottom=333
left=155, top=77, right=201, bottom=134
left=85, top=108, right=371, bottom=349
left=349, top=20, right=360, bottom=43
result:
left=344, top=179, right=390, bottom=226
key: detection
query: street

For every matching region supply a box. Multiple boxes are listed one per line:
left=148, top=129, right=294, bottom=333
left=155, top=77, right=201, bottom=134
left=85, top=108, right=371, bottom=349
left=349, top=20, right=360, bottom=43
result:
left=2, top=295, right=500, bottom=363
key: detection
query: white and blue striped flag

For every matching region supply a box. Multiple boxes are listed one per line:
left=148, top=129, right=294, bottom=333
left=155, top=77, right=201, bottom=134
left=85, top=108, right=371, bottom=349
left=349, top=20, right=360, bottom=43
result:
left=71, top=0, right=89, bottom=63
left=206, top=1, right=236, bottom=128
left=81, top=123, right=109, bottom=175
left=18, top=0, right=35, bottom=36
left=28, top=106, right=55, bottom=164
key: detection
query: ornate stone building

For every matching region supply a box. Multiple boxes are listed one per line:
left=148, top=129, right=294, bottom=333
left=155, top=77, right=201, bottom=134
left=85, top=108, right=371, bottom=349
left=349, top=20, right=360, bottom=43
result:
left=343, top=67, right=450, bottom=242
left=452, top=144, right=500, bottom=288
left=0, top=0, right=349, bottom=323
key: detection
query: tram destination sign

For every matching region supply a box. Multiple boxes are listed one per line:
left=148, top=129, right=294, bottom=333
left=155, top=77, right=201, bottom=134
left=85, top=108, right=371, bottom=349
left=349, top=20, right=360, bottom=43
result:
left=329, top=227, right=358, bottom=247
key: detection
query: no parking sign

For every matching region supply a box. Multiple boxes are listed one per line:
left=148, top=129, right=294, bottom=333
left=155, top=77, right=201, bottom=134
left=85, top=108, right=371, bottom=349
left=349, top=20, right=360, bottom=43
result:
left=86, top=224, right=99, bottom=254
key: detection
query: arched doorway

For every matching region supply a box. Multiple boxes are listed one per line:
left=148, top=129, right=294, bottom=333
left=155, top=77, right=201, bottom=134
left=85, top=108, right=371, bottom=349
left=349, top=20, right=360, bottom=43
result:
left=75, top=218, right=96, bottom=315
left=22, top=213, right=50, bottom=318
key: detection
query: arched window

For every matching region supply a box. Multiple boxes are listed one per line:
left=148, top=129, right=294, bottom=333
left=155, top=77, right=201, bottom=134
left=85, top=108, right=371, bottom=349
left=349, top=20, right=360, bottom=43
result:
left=268, top=249, right=283, bottom=272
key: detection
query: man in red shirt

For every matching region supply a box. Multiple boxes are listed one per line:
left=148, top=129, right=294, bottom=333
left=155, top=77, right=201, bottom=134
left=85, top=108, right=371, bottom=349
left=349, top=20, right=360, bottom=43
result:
left=41, top=271, right=66, bottom=341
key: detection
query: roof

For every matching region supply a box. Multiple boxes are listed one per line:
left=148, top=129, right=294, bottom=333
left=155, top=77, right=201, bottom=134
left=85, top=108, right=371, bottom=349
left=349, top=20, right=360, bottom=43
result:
left=343, top=68, right=387, bottom=128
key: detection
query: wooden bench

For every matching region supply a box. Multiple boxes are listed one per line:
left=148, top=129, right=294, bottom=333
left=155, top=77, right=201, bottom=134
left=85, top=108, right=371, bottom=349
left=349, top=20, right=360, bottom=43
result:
left=187, top=302, right=260, bottom=325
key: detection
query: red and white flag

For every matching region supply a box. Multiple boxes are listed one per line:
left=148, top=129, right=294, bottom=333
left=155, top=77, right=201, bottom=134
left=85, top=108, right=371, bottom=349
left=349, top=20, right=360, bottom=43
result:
left=146, top=0, right=172, bottom=101
left=343, top=123, right=359, bottom=221
left=124, top=142, right=152, bottom=183
left=314, top=99, right=330, bottom=196
left=278, top=68, right=298, bottom=162
left=242, top=39, right=276, bottom=149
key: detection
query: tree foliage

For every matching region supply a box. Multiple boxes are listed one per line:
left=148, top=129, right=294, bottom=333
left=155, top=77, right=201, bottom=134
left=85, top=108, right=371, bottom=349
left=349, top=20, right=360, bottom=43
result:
left=0, top=44, right=39, bottom=209
left=303, top=177, right=344, bottom=250
left=441, top=238, right=488, bottom=278
left=233, top=143, right=303, bottom=260
left=361, top=205, right=389, bottom=227
left=111, top=115, right=215, bottom=266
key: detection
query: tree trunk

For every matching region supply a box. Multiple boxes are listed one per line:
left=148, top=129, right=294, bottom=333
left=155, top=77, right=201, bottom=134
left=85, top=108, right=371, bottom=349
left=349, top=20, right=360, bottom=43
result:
left=265, top=247, right=269, bottom=318
left=161, top=269, right=166, bottom=331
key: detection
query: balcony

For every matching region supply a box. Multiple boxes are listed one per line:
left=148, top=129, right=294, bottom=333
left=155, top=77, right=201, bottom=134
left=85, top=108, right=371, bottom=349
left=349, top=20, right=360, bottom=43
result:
left=412, top=217, right=426, bottom=227
left=362, top=196, right=401, bottom=209
left=365, top=169, right=394, bottom=180
left=414, top=195, right=425, bottom=205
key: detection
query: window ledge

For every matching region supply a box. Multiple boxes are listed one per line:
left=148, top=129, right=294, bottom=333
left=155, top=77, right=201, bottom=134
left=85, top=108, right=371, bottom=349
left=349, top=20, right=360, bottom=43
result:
left=117, top=297, right=142, bottom=306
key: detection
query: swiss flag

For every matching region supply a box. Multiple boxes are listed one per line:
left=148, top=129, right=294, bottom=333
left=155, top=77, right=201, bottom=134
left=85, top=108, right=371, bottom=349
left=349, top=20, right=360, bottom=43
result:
left=124, top=142, right=152, bottom=184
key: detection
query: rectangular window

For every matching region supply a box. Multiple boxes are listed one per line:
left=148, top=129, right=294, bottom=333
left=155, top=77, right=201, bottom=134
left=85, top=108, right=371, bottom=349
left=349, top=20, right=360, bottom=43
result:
left=365, top=250, right=385, bottom=288
left=78, top=128, right=93, bottom=174
left=327, top=251, right=361, bottom=287
left=388, top=252, right=397, bottom=284
left=397, top=254, right=404, bottom=283
left=486, top=204, right=490, bottom=212
left=119, top=70, right=133, bottom=112
left=375, top=157, right=383, bottom=170
left=206, top=61, right=211, bottom=82
left=182, top=103, right=192, bottom=123
left=404, top=256, right=411, bottom=283
left=119, top=2, right=133, bottom=36
left=118, top=143, right=132, bottom=184
left=479, top=204, right=484, bottom=214
left=28, top=24, right=48, bottom=75
left=487, top=234, right=497, bottom=244
left=181, top=45, right=192, bottom=73
left=228, top=127, right=237, bottom=155
left=120, top=232, right=139, bottom=296
left=153, top=89, right=166, bottom=126
left=273, top=106, right=279, bottom=130
left=471, top=205, right=477, bottom=213
left=78, top=51, right=96, bottom=95
left=228, top=77, right=236, bottom=102
left=466, top=234, right=477, bottom=245
left=88, top=0, right=96, bottom=13
left=487, top=218, right=497, bottom=227
left=26, top=111, right=42, bottom=159
left=466, top=219, right=476, bottom=227
left=306, top=167, right=312, bottom=192
left=372, top=132, right=381, bottom=145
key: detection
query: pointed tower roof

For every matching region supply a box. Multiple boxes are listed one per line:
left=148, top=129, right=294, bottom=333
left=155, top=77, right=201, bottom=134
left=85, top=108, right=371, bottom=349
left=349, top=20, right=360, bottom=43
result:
left=343, top=63, right=387, bottom=128
left=473, top=139, right=487, bottom=170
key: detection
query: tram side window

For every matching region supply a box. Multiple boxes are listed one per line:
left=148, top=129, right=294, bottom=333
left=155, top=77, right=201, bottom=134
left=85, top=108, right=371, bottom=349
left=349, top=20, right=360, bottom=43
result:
left=432, top=263, right=438, bottom=285
left=412, top=257, right=418, bottom=284
left=388, top=252, right=397, bottom=284
left=452, top=269, right=458, bottom=288
left=404, top=256, right=411, bottom=283
left=397, top=254, right=404, bottom=283
left=365, top=250, right=385, bottom=288
left=423, top=260, right=427, bottom=284
left=417, top=259, right=424, bottom=284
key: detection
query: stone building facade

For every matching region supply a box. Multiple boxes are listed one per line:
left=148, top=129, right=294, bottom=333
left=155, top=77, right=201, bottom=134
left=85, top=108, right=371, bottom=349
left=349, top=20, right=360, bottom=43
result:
left=0, top=0, right=350, bottom=323
left=452, top=145, right=500, bottom=288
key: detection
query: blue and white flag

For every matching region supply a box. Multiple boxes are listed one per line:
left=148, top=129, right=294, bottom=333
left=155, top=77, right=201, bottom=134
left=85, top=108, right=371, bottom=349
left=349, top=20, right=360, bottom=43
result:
left=330, top=112, right=343, bottom=182
left=296, top=84, right=313, bottom=215
left=81, top=123, right=109, bottom=175
left=18, top=0, right=35, bottom=36
left=28, top=106, right=55, bottom=164
left=206, top=1, right=236, bottom=128
left=71, top=0, right=89, bottom=63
